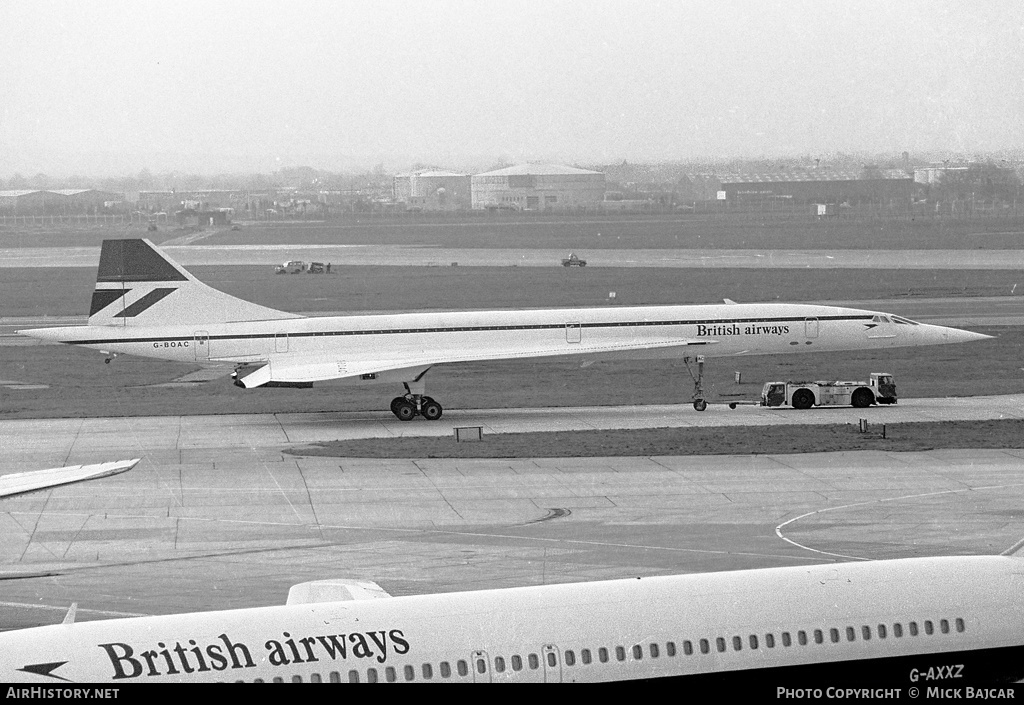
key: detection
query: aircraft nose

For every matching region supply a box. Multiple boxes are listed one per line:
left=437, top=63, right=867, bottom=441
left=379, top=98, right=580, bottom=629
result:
left=927, top=324, right=993, bottom=345
left=946, top=327, right=992, bottom=343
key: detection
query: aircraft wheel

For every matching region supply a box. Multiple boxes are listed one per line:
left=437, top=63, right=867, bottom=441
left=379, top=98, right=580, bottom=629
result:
left=394, top=401, right=417, bottom=421
left=728, top=402, right=738, bottom=410
left=693, top=399, right=707, bottom=412
left=791, top=389, right=814, bottom=410
left=421, top=400, right=443, bottom=421
left=390, top=397, right=405, bottom=415
left=851, top=388, right=874, bottom=408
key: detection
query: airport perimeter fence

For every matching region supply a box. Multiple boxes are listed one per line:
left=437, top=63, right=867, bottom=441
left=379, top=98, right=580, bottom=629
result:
left=0, top=212, right=172, bottom=228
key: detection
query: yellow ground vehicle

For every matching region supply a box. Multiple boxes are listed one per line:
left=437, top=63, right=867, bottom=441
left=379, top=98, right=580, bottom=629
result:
left=761, top=373, right=897, bottom=409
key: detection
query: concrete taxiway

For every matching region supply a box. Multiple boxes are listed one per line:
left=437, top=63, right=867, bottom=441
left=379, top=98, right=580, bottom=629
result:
left=2, top=395, right=1023, bottom=460
left=0, top=444, right=1022, bottom=631
left=1, top=402, right=1024, bottom=630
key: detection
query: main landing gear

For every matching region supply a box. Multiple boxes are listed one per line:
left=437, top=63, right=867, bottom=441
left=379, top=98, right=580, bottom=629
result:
left=684, top=355, right=708, bottom=412
left=389, top=378, right=443, bottom=421
left=390, top=395, right=443, bottom=422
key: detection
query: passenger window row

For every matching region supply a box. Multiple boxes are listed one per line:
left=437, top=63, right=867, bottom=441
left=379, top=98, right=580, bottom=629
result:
left=238, top=618, right=965, bottom=681
left=240, top=659, right=470, bottom=684
left=559, top=617, right=965, bottom=670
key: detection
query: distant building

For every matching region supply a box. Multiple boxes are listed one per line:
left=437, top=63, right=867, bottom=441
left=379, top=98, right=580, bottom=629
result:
left=0, top=189, right=122, bottom=214
left=914, top=165, right=970, bottom=185
left=471, top=163, right=605, bottom=211
left=51, top=189, right=123, bottom=212
left=393, top=169, right=471, bottom=211
left=0, top=190, right=53, bottom=214
left=197, top=209, right=233, bottom=226
left=684, top=169, right=915, bottom=205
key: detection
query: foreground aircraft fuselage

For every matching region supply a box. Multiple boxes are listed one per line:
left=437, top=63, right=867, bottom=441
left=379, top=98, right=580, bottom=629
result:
left=19, top=239, right=990, bottom=417
left=3, top=556, right=1023, bottom=684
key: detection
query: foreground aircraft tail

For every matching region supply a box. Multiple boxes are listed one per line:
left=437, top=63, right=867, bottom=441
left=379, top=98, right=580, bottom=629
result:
left=87, top=239, right=301, bottom=327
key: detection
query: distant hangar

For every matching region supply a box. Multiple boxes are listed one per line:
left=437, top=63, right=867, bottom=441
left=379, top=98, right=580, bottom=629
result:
left=0, top=189, right=122, bottom=215
left=471, top=163, right=606, bottom=211
left=684, top=169, right=915, bottom=205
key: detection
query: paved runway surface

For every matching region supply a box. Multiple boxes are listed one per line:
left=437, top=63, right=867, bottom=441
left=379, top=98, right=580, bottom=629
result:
left=3, top=395, right=1023, bottom=455
left=6, top=245, right=1024, bottom=268
left=2, top=403, right=1023, bottom=630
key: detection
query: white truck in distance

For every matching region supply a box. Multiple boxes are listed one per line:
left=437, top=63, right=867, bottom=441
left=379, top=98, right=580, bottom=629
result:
left=761, top=372, right=897, bottom=409
left=275, top=260, right=307, bottom=274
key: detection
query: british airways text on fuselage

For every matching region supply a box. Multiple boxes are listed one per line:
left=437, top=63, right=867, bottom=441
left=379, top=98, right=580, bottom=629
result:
left=99, top=628, right=409, bottom=680
left=696, top=323, right=791, bottom=337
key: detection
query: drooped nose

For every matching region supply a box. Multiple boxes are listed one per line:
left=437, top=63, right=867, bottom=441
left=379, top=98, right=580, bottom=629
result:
left=922, top=324, right=993, bottom=345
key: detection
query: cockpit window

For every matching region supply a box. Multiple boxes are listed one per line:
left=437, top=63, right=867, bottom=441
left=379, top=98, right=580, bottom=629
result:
left=874, top=314, right=919, bottom=325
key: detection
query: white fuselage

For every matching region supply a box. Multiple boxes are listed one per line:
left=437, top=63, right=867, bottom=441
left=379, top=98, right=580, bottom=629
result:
left=25, top=303, right=976, bottom=370
left=2, top=556, right=1022, bottom=683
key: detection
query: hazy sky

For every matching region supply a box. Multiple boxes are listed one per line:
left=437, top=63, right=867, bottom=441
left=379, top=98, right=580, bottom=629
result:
left=2, top=0, right=1023, bottom=175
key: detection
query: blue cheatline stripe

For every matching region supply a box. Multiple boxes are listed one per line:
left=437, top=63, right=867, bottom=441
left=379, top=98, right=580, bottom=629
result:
left=114, top=288, right=177, bottom=318
left=60, top=315, right=873, bottom=346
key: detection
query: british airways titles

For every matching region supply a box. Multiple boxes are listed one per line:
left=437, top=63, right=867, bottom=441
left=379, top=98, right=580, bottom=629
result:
left=696, top=324, right=791, bottom=337
left=97, top=628, right=410, bottom=680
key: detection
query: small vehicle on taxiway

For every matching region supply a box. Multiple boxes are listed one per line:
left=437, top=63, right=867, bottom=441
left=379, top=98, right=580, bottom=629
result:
left=275, top=260, right=307, bottom=274
left=761, top=372, right=897, bottom=409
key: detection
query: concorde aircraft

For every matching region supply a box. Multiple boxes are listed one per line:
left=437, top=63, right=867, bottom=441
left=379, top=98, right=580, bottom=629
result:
left=19, top=239, right=990, bottom=418
left=2, top=555, right=1023, bottom=684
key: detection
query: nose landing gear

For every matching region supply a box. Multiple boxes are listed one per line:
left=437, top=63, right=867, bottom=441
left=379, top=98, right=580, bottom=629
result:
left=685, top=355, right=708, bottom=412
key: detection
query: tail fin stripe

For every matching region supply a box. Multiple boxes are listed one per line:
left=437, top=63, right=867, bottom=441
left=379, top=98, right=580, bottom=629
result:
left=87, top=239, right=299, bottom=326
left=96, top=239, right=186, bottom=283
left=115, top=288, right=176, bottom=318
left=89, top=289, right=130, bottom=317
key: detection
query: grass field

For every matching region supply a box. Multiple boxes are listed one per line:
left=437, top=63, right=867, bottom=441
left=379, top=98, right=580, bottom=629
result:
left=289, top=420, right=1024, bottom=459
left=2, top=265, right=1022, bottom=318
left=205, top=215, right=1024, bottom=251
left=2, top=211, right=1024, bottom=251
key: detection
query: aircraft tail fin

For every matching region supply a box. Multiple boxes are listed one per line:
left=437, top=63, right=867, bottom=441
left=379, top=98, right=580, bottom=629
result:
left=88, top=239, right=301, bottom=327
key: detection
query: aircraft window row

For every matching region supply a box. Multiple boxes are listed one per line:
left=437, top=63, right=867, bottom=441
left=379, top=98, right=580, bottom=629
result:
left=242, top=618, right=968, bottom=682
left=556, top=617, right=965, bottom=674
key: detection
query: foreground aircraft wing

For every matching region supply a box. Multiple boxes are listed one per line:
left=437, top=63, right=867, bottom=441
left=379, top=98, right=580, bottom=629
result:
left=236, top=337, right=718, bottom=387
left=0, top=459, right=140, bottom=499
